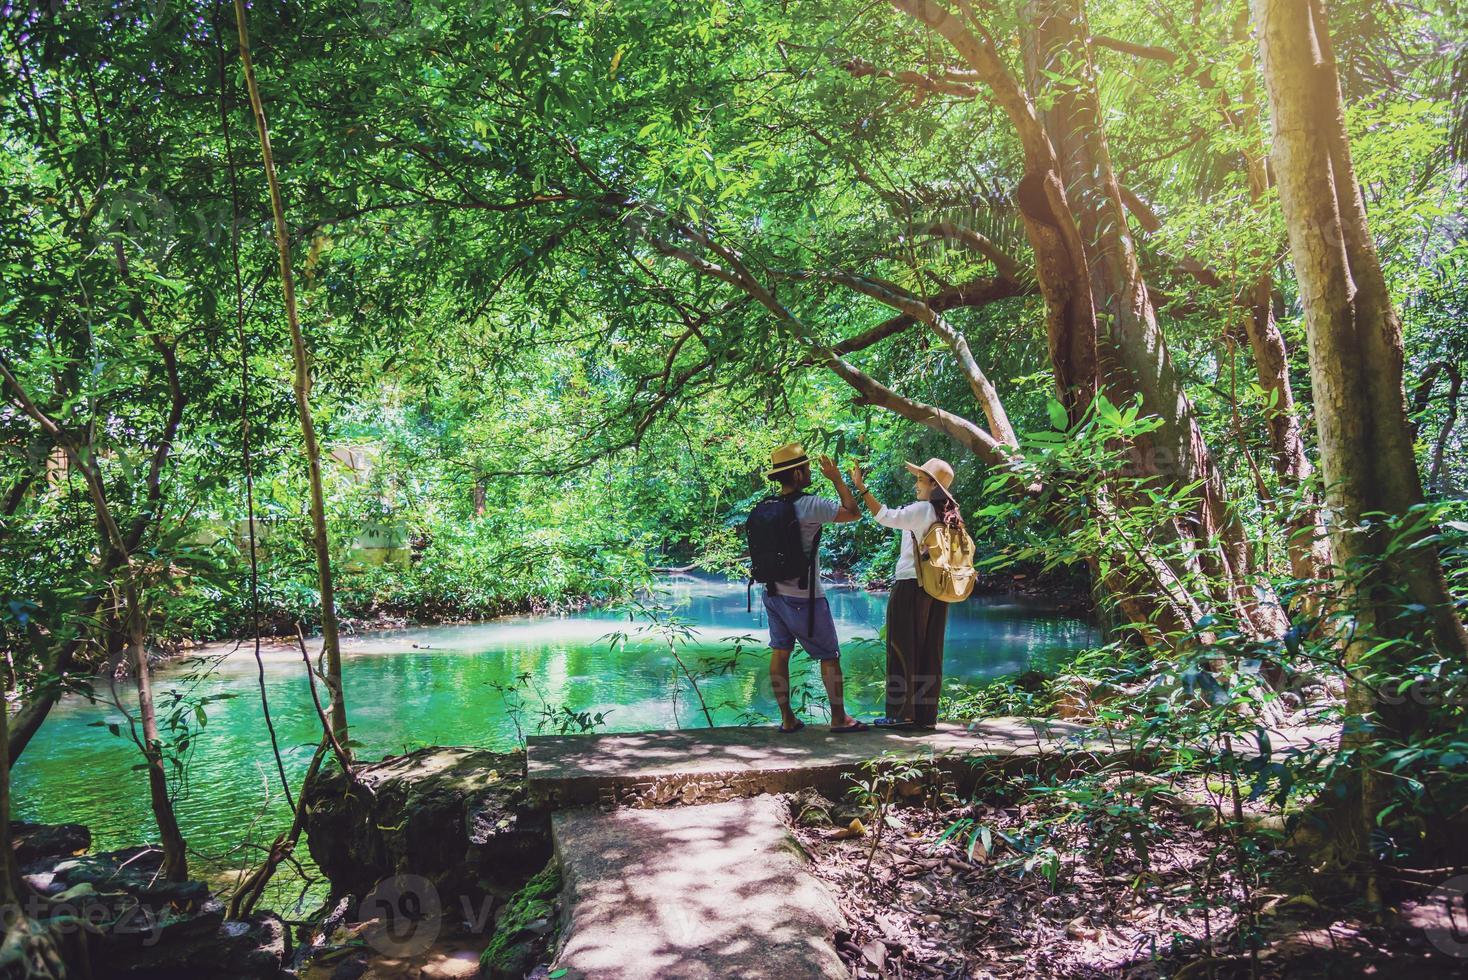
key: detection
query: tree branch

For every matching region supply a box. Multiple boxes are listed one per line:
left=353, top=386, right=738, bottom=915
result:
left=1088, top=34, right=1179, bottom=64
left=843, top=57, right=979, bottom=99
left=1116, top=184, right=1162, bottom=233
left=803, top=270, right=1019, bottom=448
left=645, top=225, right=1015, bottom=466
left=832, top=273, right=1034, bottom=354
left=908, top=220, right=1025, bottom=280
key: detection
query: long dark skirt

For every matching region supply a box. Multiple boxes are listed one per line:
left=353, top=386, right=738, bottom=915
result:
left=885, top=578, right=950, bottom=727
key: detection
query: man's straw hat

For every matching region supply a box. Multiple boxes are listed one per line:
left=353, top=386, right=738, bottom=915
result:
left=904, top=457, right=954, bottom=490
left=765, top=442, right=811, bottom=479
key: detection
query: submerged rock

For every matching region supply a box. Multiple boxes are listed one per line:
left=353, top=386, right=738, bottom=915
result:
left=304, top=746, right=551, bottom=908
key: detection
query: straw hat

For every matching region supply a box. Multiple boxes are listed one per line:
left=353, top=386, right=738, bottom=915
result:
left=904, top=457, right=954, bottom=490
left=765, top=442, right=811, bottom=479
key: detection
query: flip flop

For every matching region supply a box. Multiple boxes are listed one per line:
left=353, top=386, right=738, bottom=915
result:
left=777, top=720, right=805, bottom=734
left=829, top=720, right=870, bottom=733
left=872, top=717, right=914, bottom=728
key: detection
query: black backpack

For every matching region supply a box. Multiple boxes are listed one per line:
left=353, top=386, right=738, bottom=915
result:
left=745, top=493, right=822, bottom=631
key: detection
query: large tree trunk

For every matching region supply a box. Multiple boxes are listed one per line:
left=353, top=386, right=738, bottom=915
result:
left=887, top=0, right=1301, bottom=643
left=1023, top=0, right=1283, bottom=639
left=1254, top=0, right=1468, bottom=888
left=1231, top=10, right=1331, bottom=591
left=889, top=0, right=1100, bottom=422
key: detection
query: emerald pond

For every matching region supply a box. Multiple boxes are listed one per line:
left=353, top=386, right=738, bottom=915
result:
left=12, top=576, right=1094, bottom=901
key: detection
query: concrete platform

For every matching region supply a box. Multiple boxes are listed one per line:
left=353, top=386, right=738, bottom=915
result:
left=549, top=797, right=848, bottom=979
left=526, top=719, right=1341, bottom=808
left=526, top=718, right=1102, bottom=807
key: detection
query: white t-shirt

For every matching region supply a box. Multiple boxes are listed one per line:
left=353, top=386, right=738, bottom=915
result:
left=875, top=501, right=939, bottom=581
left=769, top=494, right=841, bottom=599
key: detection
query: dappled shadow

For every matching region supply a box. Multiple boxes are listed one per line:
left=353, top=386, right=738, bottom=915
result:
left=529, top=718, right=1094, bottom=782
left=550, top=796, right=848, bottom=979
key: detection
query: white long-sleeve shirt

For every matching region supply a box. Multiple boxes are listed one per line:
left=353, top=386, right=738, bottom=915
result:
left=874, top=501, right=938, bottom=581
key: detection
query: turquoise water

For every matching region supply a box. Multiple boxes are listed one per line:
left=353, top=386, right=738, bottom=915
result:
left=11, top=575, right=1094, bottom=901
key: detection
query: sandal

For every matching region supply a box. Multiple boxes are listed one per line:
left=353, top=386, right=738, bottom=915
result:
left=872, top=717, right=914, bottom=728
left=829, top=720, right=870, bottom=733
left=777, top=720, right=805, bottom=734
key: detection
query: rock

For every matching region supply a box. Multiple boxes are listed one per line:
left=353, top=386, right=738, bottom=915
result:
left=10, top=820, right=91, bottom=868
left=480, top=860, right=560, bottom=980
left=325, top=950, right=373, bottom=979
left=222, top=912, right=292, bottom=979
left=420, top=947, right=483, bottom=978
left=32, top=845, right=211, bottom=910
left=27, top=845, right=221, bottom=957
left=1051, top=674, right=1127, bottom=721
left=1012, top=670, right=1049, bottom=692
left=104, top=910, right=290, bottom=979
left=304, top=746, right=551, bottom=907
left=22, top=844, right=289, bottom=979
left=789, top=788, right=834, bottom=828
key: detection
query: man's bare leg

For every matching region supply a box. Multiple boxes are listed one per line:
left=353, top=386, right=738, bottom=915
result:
left=820, top=660, right=861, bottom=729
left=770, top=648, right=800, bottom=730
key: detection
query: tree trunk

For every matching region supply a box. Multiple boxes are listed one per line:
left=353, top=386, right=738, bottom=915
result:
left=0, top=379, right=192, bottom=892
left=2, top=596, right=92, bottom=980
left=473, top=475, right=488, bottom=517
left=123, top=587, right=189, bottom=883
left=2, top=682, right=27, bottom=905
left=233, top=0, right=351, bottom=752
left=1231, top=10, right=1331, bottom=590
left=1256, top=0, right=1468, bottom=658
left=1253, top=0, right=1468, bottom=888
left=887, top=0, right=1285, bottom=642
left=1024, top=0, right=1284, bottom=639
left=889, top=0, right=1100, bottom=421
left=6, top=621, right=90, bottom=765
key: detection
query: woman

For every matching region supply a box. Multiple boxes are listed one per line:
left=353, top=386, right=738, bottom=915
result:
left=849, top=457, right=963, bottom=729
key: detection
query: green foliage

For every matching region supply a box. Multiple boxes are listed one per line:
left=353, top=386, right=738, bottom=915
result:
left=1, top=1, right=1465, bottom=929
left=845, top=753, right=940, bottom=881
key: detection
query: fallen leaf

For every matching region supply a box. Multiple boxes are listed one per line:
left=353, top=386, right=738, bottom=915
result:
left=832, top=817, right=866, bottom=840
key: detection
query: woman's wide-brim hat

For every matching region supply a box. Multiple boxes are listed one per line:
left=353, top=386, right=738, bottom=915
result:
left=765, top=442, right=812, bottom=479
left=905, top=457, right=955, bottom=490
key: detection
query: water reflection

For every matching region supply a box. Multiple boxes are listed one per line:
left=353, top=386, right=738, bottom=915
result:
left=11, top=575, right=1094, bottom=890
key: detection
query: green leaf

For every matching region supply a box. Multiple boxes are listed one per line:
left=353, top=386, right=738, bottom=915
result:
left=1046, top=398, right=1069, bottom=431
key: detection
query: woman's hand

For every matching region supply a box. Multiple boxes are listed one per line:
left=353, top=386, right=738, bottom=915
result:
left=848, top=461, right=866, bottom=491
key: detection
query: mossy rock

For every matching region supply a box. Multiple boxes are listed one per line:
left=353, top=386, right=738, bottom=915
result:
left=480, top=859, right=560, bottom=980
left=302, top=746, right=550, bottom=906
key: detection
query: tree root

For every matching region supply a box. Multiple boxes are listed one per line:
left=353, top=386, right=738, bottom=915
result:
left=0, top=911, right=93, bottom=980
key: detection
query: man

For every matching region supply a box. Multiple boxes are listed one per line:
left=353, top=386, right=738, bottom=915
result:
left=757, top=442, right=868, bottom=733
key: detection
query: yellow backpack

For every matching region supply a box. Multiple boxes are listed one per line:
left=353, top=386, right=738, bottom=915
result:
left=911, top=523, right=977, bottom=603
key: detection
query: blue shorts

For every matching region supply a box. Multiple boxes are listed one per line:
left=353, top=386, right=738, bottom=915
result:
left=763, top=593, right=841, bottom=661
